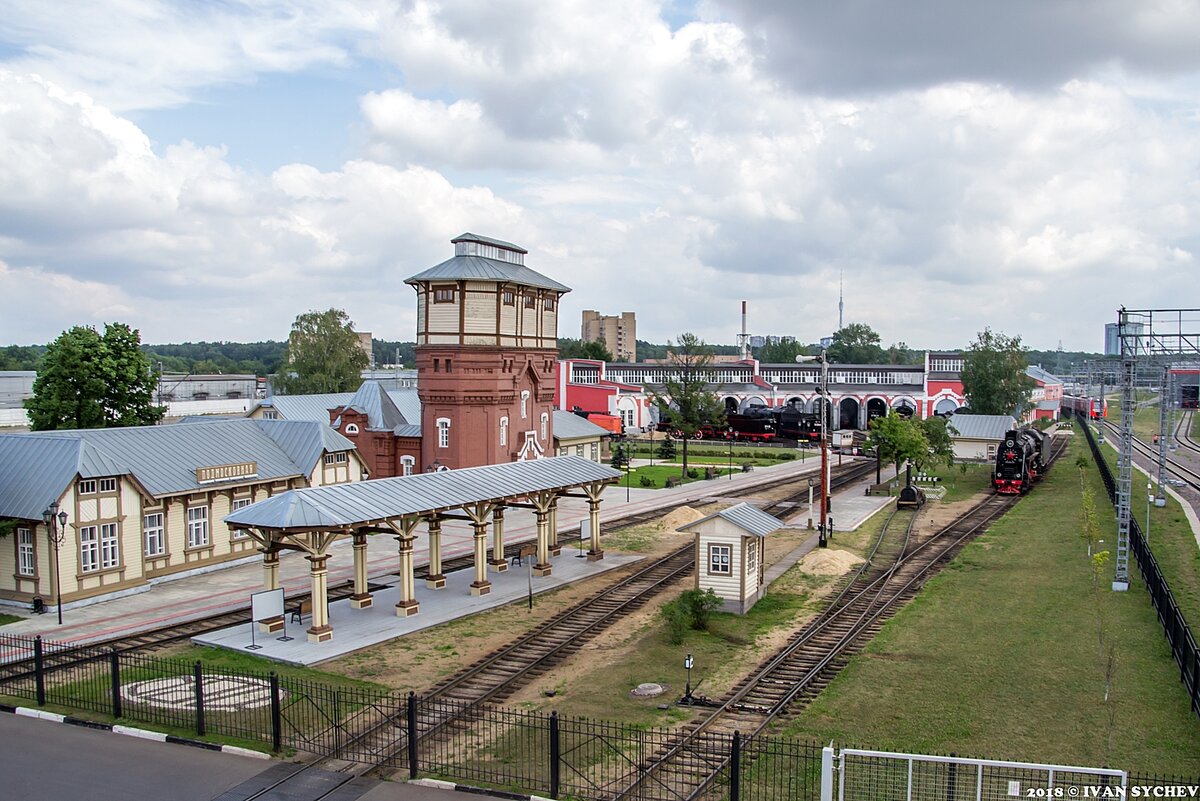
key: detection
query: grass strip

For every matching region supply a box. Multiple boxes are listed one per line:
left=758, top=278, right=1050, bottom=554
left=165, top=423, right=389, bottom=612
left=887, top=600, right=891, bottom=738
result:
left=781, top=434, right=1200, bottom=774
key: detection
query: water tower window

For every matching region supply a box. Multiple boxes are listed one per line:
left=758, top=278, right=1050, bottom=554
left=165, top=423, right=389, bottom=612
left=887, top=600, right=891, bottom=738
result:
left=543, top=296, right=556, bottom=311
left=502, top=290, right=515, bottom=306
left=433, top=286, right=456, bottom=303
left=524, top=293, right=537, bottom=309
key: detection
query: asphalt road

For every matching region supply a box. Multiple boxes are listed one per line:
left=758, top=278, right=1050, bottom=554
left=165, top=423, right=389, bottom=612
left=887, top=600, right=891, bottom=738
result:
left=0, top=712, right=500, bottom=801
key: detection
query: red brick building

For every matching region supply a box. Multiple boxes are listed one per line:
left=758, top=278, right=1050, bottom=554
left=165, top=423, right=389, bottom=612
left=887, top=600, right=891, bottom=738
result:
left=406, top=233, right=569, bottom=470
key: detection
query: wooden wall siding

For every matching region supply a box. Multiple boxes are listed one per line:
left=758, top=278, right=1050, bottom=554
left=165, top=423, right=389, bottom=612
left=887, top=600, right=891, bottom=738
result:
left=696, top=528, right=741, bottom=599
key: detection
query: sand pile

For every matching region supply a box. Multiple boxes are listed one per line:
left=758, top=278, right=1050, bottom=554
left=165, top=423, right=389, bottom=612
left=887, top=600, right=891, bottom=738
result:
left=660, top=505, right=705, bottom=532
left=798, top=549, right=865, bottom=576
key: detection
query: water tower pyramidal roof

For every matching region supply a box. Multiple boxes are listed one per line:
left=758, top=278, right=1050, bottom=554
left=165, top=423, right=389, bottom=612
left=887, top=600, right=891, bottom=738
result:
left=405, top=233, right=570, bottom=293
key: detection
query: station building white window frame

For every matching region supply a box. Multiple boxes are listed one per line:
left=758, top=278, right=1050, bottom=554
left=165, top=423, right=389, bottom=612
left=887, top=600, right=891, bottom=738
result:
left=540, top=412, right=549, bottom=441
left=401, top=455, right=415, bottom=476
left=500, top=416, right=508, bottom=447
left=345, top=423, right=359, bottom=435
left=521, top=391, right=530, bottom=419
left=437, top=418, right=451, bottom=449
left=80, top=526, right=100, bottom=573
left=143, top=512, right=165, bottom=557
left=230, top=499, right=252, bottom=539
left=16, top=526, right=35, bottom=577
left=187, top=506, right=210, bottom=549
left=100, top=523, right=119, bottom=569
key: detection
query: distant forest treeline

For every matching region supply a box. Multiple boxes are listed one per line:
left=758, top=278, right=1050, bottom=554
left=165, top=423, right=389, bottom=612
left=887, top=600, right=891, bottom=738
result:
left=0, top=340, right=1100, bottom=376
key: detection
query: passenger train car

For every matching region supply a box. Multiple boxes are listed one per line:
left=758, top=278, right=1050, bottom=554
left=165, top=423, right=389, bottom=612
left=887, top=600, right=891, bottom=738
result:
left=1062, top=394, right=1108, bottom=419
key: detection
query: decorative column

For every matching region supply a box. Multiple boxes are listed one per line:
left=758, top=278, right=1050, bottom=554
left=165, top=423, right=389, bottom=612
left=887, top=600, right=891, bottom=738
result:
left=587, top=497, right=604, bottom=561
left=395, top=534, right=419, bottom=616
left=489, top=507, right=508, bottom=573
left=350, top=531, right=373, bottom=609
left=470, top=519, right=491, bottom=596
left=548, top=498, right=561, bottom=557
left=533, top=510, right=553, bottom=577
left=259, top=545, right=284, bottom=633
left=426, top=517, right=446, bottom=589
left=306, top=554, right=333, bottom=643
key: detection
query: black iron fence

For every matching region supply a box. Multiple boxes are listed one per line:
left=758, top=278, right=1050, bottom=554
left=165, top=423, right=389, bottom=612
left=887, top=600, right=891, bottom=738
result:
left=1077, top=415, right=1200, bottom=717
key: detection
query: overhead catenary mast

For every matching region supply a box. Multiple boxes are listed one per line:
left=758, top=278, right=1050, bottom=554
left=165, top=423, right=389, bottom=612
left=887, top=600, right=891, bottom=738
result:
left=838, top=272, right=844, bottom=331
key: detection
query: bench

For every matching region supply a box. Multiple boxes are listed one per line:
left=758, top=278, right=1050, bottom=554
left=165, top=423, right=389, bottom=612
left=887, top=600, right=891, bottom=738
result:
left=741, top=463, right=754, bottom=473
left=704, top=467, right=717, bottom=480
left=289, top=598, right=312, bottom=623
left=510, top=544, right=537, bottom=567
left=665, top=476, right=681, bottom=488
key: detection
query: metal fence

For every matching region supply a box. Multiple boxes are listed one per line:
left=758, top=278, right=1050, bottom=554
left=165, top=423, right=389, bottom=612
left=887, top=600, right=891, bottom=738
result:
left=1077, top=415, right=1200, bottom=717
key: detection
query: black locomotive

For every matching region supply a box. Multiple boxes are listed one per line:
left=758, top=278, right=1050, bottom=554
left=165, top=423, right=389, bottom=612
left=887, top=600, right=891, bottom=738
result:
left=992, top=427, right=1047, bottom=495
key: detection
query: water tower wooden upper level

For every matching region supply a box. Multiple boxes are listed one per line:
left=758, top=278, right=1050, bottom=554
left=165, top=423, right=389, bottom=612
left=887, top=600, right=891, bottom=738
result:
left=405, top=234, right=569, bottom=350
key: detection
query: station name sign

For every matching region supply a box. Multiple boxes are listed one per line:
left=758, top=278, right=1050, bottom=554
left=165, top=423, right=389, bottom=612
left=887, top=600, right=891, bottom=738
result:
left=196, top=461, right=258, bottom=484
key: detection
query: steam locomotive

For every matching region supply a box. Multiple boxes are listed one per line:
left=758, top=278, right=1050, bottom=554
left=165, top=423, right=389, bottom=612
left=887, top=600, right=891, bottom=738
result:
left=992, top=427, right=1048, bottom=495
left=655, top=404, right=823, bottom=443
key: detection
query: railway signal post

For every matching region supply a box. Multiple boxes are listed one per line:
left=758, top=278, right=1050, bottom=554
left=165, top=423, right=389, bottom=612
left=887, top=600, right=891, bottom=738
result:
left=798, top=350, right=833, bottom=547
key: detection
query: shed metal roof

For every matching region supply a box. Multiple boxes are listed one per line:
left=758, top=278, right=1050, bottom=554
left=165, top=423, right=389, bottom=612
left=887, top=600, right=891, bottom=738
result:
left=405, top=255, right=570, bottom=293
left=676, top=502, right=784, bottom=538
left=552, top=411, right=610, bottom=441
left=225, top=455, right=620, bottom=532
left=0, top=419, right=354, bottom=519
left=947, top=413, right=1016, bottom=441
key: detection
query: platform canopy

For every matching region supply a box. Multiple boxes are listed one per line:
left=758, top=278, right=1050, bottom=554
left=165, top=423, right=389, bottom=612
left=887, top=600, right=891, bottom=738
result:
left=225, top=455, right=620, bottom=534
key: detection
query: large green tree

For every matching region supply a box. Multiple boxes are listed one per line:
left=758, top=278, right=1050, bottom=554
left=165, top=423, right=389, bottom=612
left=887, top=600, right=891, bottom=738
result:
left=649, top=333, right=726, bottom=477
left=27, top=323, right=164, bottom=431
left=866, top=411, right=929, bottom=474
left=275, top=308, right=369, bottom=395
left=557, top=338, right=614, bottom=361
left=960, top=328, right=1035, bottom=416
left=827, top=323, right=887, bottom=364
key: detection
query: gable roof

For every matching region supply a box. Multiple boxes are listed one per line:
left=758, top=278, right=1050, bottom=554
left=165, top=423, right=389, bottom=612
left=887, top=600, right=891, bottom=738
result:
left=675, top=502, right=783, bottom=538
left=0, top=419, right=355, bottom=519
left=226, top=455, right=619, bottom=531
left=552, top=411, right=610, bottom=441
left=332, top=381, right=409, bottom=432
left=1026, top=365, right=1062, bottom=386
left=251, top=386, right=423, bottom=433
left=947, top=413, right=1016, bottom=441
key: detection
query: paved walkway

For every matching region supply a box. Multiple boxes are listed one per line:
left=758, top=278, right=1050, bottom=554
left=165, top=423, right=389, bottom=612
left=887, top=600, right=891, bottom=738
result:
left=4, top=456, right=838, bottom=646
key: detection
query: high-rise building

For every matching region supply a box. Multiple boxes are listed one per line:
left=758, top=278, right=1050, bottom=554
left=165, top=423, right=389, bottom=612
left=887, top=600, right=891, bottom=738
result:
left=581, top=310, right=636, bottom=362
left=1104, top=322, right=1145, bottom=356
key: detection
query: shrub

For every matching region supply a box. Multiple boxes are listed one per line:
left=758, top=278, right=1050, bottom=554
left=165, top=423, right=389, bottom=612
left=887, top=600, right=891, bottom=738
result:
left=659, top=588, right=723, bottom=643
left=686, top=468, right=700, bottom=479
left=658, top=436, right=677, bottom=460
left=639, top=475, right=655, bottom=487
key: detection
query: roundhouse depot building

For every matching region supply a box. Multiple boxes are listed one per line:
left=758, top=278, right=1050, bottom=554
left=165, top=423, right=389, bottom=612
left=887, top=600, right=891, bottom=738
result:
left=0, top=419, right=363, bottom=611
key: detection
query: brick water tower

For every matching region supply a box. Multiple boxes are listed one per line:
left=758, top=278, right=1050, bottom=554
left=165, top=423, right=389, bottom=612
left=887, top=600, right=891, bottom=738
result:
left=406, top=233, right=569, bottom=470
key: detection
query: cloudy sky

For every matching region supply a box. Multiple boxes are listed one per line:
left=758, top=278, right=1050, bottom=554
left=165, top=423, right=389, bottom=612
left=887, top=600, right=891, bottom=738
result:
left=1, top=1, right=1197, bottom=353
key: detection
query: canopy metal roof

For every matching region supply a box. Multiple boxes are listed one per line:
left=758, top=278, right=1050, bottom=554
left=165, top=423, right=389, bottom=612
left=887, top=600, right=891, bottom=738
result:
left=225, top=455, right=620, bottom=533
left=676, top=501, right=783, bottom=538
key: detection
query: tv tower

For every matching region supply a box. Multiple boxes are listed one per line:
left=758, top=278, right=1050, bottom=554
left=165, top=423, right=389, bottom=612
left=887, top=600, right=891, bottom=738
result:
left=838, top=272, right=844, bottom=331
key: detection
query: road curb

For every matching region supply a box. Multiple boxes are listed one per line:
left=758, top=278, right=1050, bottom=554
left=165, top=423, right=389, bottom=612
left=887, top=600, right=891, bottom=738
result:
left=408, top=777, right=552, bottom=801
left=0, top=704, right=270, bottom=759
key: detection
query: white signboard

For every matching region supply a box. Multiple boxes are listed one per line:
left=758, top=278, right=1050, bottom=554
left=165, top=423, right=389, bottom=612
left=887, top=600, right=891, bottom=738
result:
left=251, top=587, right=284, bottom=622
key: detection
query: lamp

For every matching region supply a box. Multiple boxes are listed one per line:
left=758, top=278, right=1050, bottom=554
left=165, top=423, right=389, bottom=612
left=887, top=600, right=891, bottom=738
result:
left=42, top=502, right=68, bottom=626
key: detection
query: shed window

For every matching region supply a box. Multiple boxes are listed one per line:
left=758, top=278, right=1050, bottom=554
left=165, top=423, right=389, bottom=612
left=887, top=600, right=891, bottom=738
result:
left=708, top=544, right=731, bottom=576
left=746, top=540, right=758, bottom=573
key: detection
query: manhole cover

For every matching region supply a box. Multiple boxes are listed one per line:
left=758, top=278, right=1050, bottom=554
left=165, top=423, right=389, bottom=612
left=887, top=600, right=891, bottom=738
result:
left=122, top=675, right=285, bottom=711
left=630, top=682, right=666, bottom=698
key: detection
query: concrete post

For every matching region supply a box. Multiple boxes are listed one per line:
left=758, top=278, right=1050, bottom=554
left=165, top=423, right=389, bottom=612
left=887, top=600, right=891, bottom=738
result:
left=306, top=554, right=332, bottom=643
left=534, top=510, right=553, bottom=576
left=259, top=546, right=284, bottom=633
left=395, top=535, right=419, bottom=616
left=350, top=531, right=373, bottom=609
left=470, top=520, right=492, bottom=596
left=426, top=517, right=446, bottom=589
left=587, top=498, right=604, bottom=561
left=489, top=507, right=508, bottom=573
left=549, top=498, right=561, bottom=556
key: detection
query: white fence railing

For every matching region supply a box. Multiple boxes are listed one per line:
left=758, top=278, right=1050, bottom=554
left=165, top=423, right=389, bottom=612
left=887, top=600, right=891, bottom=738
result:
left=831, top=747, right=1126, bottom=801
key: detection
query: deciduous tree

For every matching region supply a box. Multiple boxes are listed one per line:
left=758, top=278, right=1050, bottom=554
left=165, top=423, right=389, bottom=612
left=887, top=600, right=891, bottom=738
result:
left=865, top=411, right=929, bottom=474
left=827, top=323, right=887, bottom=364
left=557, top=338, right=614, bottom=361
left=649, top=333, right=726, bottom=477
left=275, top=309, right=369, bottom=395
left=961, top=328, right=1035, bottom=416
left=27, top=323, right=164, bottom=431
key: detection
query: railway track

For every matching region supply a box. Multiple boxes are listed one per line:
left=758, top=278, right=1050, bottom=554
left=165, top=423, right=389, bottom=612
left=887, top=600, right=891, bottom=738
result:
left=1175, top=409, right=1200, bottom=459
left=196, top=460, right=881, bottom=799
left=610, top=436, right=1068, bottom=801
left=1097, top=417, right=1200, bottom=491
left=2, top=461, right=859, bottom=674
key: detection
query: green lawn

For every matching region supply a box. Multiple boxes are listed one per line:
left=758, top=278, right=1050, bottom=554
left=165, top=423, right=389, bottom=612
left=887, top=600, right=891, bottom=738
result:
left=615, top=464, right=737, bottom=489
left=781, top=435, right=1200, bottom=774
left=0, top=613, right=21, bottom=627
left=629, top=443, right=806, bottom=468
left=917, top=461, right=993, bottom=503
left=1094, top=439, right=1200, bottom=627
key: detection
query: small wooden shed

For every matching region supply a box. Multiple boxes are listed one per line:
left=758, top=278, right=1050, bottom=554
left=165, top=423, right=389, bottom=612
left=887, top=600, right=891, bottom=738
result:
left=677, top=502, right=784, bottom=615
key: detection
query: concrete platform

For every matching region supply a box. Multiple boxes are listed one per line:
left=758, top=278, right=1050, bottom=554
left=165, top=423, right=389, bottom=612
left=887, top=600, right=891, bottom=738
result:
left=192, top=552, right=642, bottom=666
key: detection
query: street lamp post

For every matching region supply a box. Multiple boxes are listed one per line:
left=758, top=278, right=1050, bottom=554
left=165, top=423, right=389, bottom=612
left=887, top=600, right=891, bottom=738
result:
left=41, top=503, right=68, bottom=626
left=684, top=652, right=694, bottom=702
left=727, top=426, right=734, bottom=479
left=1146, top=481, right=1153, bottom=546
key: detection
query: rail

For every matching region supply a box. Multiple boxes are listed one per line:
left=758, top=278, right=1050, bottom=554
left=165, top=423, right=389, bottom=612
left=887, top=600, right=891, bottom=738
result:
left=1077, top=414, right=1200, bottom=717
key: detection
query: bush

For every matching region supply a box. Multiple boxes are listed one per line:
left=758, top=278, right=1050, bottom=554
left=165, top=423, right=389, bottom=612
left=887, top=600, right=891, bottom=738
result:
left=639, top=474, right=655, bottom=487
left=657, top=436, right=677, bottom=460
left=686, top=468, right=700, bottom=479
left=659, top=588, right=723, bottom=643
